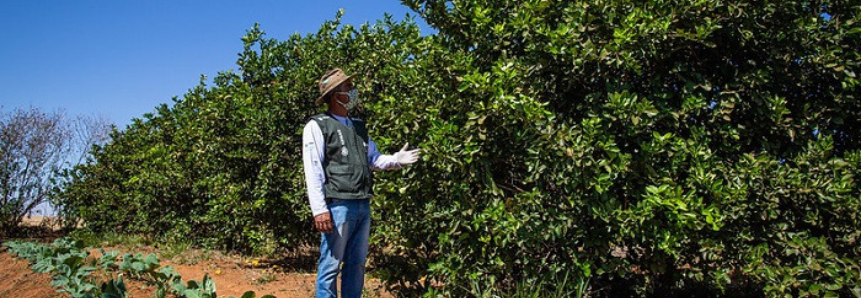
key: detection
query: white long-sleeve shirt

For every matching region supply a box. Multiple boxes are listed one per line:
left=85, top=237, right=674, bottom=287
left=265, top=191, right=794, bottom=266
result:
left=302, top=114, right=401, bottom=216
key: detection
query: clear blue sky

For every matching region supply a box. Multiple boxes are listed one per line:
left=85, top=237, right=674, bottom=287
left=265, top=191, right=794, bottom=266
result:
left=1, top=1, right=429, bottom=128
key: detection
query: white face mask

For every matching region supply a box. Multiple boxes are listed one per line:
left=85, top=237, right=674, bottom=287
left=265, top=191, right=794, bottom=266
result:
left=336, top=89, right=360, bottom=112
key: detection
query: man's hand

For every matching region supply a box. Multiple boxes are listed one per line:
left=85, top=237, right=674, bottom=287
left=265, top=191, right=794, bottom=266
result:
left=394, top=143, right=421, bottom=166
left=314, top=212, right=334, bottom=234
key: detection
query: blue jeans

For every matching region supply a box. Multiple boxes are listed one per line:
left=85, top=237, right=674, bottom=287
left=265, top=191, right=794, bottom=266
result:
left=316, top=198, right=371, bottom=298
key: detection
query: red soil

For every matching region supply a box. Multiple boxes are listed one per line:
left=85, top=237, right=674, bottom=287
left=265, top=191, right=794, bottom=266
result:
left=0, top=252, right=60, bottom=298
left=1, top=246, right=392, bottom=298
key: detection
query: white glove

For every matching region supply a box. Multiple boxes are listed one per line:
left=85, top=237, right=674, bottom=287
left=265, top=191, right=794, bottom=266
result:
left=394, top=143, right=421, bottom=166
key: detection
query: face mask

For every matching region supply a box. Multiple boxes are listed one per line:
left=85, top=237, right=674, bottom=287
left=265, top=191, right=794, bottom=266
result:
left=336, top=89, right=360, bottom=112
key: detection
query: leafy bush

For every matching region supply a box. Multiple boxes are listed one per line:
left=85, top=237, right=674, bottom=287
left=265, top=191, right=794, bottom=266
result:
left=55, top=1, right=859, bottom=297
left=54, top=12, right=424, bottom=252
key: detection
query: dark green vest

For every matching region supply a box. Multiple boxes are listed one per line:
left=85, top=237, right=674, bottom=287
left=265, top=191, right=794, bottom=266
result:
left=309, top=113, right=374, bottom=200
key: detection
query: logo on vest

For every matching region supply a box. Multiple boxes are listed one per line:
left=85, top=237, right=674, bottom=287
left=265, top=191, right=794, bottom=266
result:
left=341, top=147, right=349, bottom=156
left=336, top=129, right=345, bottom=145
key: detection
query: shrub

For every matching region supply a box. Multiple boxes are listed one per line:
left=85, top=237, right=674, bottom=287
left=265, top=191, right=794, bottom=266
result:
left=57, top=1, right=860, bottom=297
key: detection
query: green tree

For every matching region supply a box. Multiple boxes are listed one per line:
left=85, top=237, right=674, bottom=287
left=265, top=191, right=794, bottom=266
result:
left=58, top=1, right=860, bottom=297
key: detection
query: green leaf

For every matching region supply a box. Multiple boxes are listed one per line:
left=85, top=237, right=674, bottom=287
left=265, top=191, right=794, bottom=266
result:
left=185, top=290, right=202, bottom=298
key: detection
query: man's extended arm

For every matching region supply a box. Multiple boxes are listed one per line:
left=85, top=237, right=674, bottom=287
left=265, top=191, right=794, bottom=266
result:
left=368, top=139, right=421, bottom=170
left=367, top=138, right=401, bottom=170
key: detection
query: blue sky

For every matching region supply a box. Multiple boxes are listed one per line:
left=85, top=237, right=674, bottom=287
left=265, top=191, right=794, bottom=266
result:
left=1, top=1, right=429, bottom=128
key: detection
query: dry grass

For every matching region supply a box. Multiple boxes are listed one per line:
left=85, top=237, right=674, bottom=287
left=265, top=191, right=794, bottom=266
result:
left=19, top=216, right=61, bottom=231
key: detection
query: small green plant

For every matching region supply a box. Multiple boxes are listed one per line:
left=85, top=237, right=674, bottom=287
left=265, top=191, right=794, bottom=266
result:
left=170, top=274, right=218, bottom=298
left=3, top=239, right=127, bottom=298
left=5, top=238, right=276, bottom=298
left=98, top=248, right=121, bottom=272
left=105, top=251, right=180, bottom=298
left=118, top=253, right=159, bottom=278
left=97, top=276, right=128, bottom=298
left=52, top=262, right=99, bottom=298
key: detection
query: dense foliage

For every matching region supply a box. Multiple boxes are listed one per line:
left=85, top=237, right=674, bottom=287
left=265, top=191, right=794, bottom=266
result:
left=56, top=1, right=859, bottom=297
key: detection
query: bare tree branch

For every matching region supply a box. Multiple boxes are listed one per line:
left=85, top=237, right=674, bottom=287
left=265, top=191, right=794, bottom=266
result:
left=0, top=106, right=112, bottom=236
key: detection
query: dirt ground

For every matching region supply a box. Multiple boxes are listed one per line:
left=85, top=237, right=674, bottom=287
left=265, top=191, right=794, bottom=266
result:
left=1, top=243, right=393, bottom=298
left=0, top=252, right=60, bottom=298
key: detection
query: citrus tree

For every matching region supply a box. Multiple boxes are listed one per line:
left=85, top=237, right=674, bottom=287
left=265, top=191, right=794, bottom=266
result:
left=56, top=1, right=860, bottom=297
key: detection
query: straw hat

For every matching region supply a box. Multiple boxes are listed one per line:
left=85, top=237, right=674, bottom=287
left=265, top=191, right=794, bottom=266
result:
left=316, top=68, right=355, bottom=105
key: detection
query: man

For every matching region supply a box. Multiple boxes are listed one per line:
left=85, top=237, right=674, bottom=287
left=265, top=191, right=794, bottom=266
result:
left=302, top=68, right=421, bottom=298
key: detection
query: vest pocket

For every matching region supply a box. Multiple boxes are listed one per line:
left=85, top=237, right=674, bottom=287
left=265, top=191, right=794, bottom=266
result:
left=327, top=164, right=360, bottom=193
